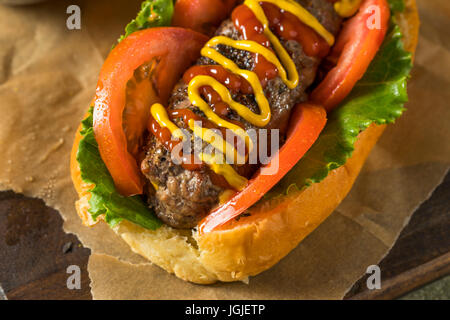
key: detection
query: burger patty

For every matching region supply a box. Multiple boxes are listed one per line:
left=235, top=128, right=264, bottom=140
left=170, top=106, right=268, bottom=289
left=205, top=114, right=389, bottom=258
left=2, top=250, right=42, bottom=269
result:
left=141, top=0, right=342, bottom=229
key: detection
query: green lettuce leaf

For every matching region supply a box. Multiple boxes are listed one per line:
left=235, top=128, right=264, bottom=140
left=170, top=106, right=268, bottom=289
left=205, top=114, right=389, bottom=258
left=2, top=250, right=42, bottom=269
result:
left=389, top=0, right=405, bottom=13
left=118, top=0, right=174, bottom=43
left=77, top=107, right=162, bottom=230
left=267, top=18, right=412, bottom=197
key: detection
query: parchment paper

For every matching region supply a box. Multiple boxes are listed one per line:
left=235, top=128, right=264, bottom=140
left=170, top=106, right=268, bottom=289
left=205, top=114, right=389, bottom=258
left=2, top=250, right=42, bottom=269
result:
left=0, top=0, right=448, bottom=299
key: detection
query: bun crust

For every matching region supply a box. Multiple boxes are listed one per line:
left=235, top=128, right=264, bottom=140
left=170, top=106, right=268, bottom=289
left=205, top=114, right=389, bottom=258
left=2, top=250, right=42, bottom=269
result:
left=70, top=0, right=419, bottom=284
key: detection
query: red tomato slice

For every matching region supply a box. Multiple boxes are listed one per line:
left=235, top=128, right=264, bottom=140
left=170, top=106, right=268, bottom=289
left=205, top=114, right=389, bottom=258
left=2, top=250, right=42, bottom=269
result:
left=198, top=103, right=327, bottom=234
left=311, top=0, right=390, bottom=111
left=93, top=28, right=208, bottom=196
left=172, top=0, right=239, bottom=35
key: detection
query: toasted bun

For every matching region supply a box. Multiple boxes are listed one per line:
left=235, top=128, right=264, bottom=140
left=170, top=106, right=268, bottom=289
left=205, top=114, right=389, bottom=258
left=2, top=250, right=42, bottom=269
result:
left=70, top=0, right=419, bottom=284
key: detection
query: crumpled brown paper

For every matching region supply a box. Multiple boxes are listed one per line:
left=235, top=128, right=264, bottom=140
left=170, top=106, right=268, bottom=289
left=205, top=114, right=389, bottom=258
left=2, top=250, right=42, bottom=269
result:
left=0, top=0, right=448, bottom=299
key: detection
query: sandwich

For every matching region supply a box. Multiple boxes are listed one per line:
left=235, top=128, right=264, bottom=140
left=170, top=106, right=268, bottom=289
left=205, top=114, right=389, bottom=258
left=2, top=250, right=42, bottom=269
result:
left=71, top=0, right=419, bottom=283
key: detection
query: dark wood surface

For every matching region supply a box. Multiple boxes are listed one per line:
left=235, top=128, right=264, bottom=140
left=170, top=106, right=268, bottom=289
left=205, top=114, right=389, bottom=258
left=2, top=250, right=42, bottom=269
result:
left=1, top=172, right=449, bottom=300
left=344, top=171, right=450, bottom=299
left=0, top=191, right=92, bottom=300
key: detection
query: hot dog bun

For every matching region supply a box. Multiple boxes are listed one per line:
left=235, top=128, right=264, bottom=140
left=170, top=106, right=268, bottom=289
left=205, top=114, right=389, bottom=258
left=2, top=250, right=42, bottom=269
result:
left=70, top=0, right=419, bottom=284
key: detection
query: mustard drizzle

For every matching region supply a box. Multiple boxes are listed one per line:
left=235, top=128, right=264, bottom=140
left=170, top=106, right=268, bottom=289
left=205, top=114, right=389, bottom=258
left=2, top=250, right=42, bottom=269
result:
left=149, top=0, right=334, bottom=191
left=333, top=0, right=362, bottom=18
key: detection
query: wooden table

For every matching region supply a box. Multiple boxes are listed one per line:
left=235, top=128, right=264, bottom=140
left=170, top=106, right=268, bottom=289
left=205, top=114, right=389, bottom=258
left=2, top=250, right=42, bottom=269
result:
left=1, top=172, right=449, bottom=300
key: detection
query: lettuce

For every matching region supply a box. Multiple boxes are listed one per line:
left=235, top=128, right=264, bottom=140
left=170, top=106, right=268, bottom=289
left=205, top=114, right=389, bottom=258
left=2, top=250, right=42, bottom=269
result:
left=77, top=108, right=162, bottom=230
left=267, top=14, right=412, bottom=196
left=389, top=0, right=405, bottom=13
left=118, top=0, right=174, bottom=43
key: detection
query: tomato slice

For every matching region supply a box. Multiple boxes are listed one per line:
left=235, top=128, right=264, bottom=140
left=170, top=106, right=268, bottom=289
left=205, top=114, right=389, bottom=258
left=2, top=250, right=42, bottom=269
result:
left=311, top=0, right=390, bottom=111
left=93, top=28, right=208, bottom=196
left=198, top=103, right=327, bottom=234
left=172, top=0, right=239, bottom=35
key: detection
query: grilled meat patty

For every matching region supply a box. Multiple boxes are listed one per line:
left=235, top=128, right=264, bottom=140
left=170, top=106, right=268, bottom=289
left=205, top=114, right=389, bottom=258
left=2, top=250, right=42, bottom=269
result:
left=141, top=0, right=342, bottom=229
